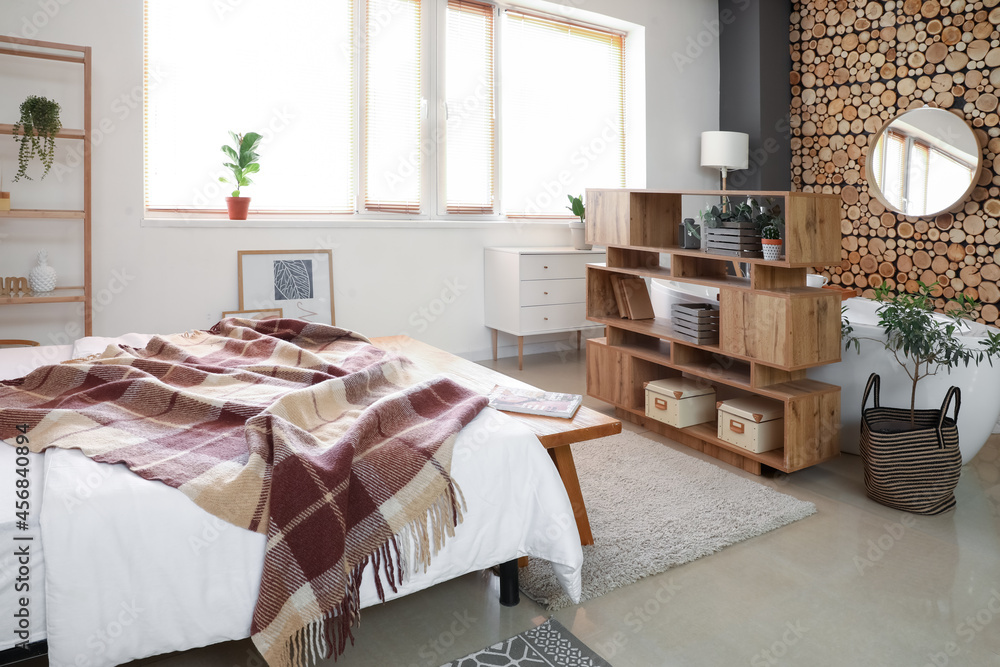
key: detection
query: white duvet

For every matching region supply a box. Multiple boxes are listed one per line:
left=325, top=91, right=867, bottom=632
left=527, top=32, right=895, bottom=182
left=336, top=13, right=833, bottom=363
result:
left=0, top=335, right=584, bottom=666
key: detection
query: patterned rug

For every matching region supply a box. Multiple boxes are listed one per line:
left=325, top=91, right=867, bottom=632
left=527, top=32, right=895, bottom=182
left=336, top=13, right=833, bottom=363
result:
left=442, top=618, right=611, bottom=667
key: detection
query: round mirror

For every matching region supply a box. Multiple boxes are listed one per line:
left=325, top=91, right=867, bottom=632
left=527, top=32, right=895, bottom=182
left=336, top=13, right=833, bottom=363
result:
left=866, top=107, right=982, bottom=217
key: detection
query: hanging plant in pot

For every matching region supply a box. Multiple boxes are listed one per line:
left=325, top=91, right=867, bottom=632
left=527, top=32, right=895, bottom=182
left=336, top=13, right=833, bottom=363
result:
left=219, top=131, right=262, bottom=220
left=843, top=282, right=1000, bottom=514
left=12, top=95, right=62, bottom=182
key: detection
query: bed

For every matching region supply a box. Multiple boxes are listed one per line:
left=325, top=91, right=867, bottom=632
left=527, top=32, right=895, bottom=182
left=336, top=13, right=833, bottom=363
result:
left=0, top=325, right=596, bottom=667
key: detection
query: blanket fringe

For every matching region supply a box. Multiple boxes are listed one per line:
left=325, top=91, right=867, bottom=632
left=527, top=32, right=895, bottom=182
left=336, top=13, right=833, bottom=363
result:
left=276, top=478, right=466, bottom=667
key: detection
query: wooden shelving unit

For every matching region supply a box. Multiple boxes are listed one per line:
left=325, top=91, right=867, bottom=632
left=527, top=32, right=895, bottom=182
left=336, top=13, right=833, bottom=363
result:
left=0, top=36, right=92, bottom=336
left=584, top=189, right=843, bottom=474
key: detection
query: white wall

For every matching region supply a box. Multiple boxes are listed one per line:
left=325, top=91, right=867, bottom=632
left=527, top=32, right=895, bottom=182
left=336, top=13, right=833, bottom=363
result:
left=0, top=0, right=719, bottom=359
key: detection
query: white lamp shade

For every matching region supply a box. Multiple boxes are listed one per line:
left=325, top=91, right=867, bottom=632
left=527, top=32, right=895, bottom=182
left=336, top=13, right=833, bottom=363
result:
left=701, top=131, right=749, bottom=170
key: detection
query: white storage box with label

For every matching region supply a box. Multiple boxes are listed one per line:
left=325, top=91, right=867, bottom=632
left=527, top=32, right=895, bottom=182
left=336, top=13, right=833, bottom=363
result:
left=644, top=378, right=716, bottom=428
left=717, top=396, right=784, bottom=453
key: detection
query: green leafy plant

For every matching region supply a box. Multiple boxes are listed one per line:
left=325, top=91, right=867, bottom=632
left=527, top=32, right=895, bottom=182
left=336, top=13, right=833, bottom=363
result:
left=219, top=131, right=262, bottom=197
left=843, top=281, right=1000, bottom=423
left=700, top=196, right=784, bottom=235
left=566, top=194, right=585, bottom=222
left=12, top=95, right=61, bottom=182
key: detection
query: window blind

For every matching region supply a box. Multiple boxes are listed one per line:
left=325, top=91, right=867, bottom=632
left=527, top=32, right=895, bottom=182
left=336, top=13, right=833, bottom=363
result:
left=501, top=10, right=625, bottom=217
left=144, top=0, right=355, bottom=212
left=445, top=0, right=496, bottom=214
left=364, top=0, right=422, bottom=213
left=881, top=131, right=906, bottom=212
left=907, top=140, right=930, bottom=216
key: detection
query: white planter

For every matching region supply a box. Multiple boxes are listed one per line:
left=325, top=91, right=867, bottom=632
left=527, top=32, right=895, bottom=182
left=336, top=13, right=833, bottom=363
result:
left=761, top=240, right=782, bottom=261
left=569, top=222, right=592, bottom=250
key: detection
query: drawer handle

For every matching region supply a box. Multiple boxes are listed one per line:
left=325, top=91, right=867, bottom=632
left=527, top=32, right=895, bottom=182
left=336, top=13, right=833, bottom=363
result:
left=729, top=419, right=745, bottom=435
left=544, top=291, right=549, bottom=295
left=654, top=397, right=668, bottom=410
left=544, top=317, right=549, bottom=321
left=543, top=265, right=549, bottom=269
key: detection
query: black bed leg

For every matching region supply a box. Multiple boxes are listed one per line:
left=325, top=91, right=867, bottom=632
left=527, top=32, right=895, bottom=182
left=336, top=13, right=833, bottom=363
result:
left=498, top=559, right=519, bottom=607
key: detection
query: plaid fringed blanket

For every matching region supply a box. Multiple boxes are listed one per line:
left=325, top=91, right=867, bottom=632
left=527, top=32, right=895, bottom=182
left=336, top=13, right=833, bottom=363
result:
left=0, top=318, right=488, bottom=667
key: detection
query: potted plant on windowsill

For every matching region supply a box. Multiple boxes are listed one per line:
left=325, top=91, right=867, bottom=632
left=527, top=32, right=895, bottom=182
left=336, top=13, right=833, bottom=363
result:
left=219, top=131, right=262, bottom=220
left=565, top=194, right=592, bottom=250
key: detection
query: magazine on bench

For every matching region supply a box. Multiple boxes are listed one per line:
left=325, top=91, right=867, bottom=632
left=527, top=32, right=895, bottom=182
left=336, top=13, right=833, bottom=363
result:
left=488, top=385, right=583, bottom=419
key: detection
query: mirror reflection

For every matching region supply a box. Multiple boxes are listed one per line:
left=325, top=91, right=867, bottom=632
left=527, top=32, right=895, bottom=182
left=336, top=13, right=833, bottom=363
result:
left=867, top=107, right=981, bottom=217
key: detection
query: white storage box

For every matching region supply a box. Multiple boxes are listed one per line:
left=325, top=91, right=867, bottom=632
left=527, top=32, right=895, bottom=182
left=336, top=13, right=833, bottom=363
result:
left=645, top=378, right=716, bottom=428
left=717, top=396, right=784, bottom=453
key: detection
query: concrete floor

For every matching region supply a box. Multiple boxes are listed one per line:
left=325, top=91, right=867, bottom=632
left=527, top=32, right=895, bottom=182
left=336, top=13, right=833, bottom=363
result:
left=20, top=346, right=1000, bottom=666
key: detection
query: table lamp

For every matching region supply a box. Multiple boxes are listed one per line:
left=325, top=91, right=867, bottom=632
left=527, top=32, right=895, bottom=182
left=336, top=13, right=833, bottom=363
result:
left=701, top=131, right=748, bottom=190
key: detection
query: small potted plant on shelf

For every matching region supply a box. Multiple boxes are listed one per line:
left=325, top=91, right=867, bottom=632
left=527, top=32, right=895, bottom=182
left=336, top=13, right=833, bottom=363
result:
left=565, top=194, right=592, bottom=250
left=12, top=95, right=61, bottom=182
left=760, top=224, right=782, bottom=260
left=219, top=131, right=262, bottom=220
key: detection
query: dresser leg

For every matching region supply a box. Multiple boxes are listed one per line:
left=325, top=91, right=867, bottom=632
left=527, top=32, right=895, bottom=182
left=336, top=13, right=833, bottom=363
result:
left=491, top=329, right=498, bottom=361
left=518, top=336, right=523, bottom=371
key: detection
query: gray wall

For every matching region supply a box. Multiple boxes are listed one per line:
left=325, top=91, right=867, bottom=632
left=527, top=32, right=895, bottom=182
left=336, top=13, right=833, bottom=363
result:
left=719, top=0, right=791, bottom=190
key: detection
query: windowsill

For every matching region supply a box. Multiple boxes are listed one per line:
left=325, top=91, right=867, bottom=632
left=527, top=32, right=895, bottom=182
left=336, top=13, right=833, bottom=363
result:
left=140, top=216, right=576, bottom=229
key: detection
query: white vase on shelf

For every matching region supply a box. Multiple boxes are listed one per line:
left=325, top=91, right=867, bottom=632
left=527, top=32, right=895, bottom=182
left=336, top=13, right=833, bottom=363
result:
left=28, top=250, right=57, bottom=294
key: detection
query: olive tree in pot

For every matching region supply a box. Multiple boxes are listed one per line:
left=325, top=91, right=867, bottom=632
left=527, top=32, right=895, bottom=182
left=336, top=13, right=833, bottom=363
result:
left=843, top=281, right=1000, bottom=425
left=842, top=282, right=1000, bottom=513
left=220, top=131, right=262, bottom=220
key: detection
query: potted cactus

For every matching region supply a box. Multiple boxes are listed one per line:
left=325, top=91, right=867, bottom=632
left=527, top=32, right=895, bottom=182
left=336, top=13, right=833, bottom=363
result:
left=761, top=224, right=782, bottom=261
left=219, top=131, right=262, bottom=220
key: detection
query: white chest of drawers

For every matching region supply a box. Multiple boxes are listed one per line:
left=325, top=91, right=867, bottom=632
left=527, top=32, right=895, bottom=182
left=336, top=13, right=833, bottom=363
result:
left=485, top=246, right=606, bottom=369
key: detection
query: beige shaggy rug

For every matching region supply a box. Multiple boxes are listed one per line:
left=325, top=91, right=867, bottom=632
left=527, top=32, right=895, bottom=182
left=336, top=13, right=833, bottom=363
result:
left=520, top=430, right=817, bottom=611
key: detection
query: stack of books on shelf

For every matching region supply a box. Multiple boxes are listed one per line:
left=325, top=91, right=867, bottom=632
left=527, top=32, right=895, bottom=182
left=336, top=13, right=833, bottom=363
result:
left=609, top=275, right=655, bottom=320
left=670, top=302, right=720, bottom=344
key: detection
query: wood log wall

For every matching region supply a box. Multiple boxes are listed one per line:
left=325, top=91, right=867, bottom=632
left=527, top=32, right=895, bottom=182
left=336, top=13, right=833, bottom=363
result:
left=790, top=0, right=1000, bottom=324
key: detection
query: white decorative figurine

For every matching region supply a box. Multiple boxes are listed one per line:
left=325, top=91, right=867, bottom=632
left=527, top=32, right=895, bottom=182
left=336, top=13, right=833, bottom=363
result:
left=28, top=250, right=57, bottom=294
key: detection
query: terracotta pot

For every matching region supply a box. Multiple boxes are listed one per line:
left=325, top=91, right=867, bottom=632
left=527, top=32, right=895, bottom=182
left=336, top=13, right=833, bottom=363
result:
left=226, top=196, right=251, bottom=220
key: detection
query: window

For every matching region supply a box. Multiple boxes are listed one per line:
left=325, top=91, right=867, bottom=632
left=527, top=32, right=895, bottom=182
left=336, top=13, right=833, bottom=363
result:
left=144, top=0, right=637, bottom=218
left=365, top=0, right=423, bottom=213
left=871, top=129, right=975, bottom=216
left=500, top=10, right=626, bottom=217
left=144, top=0, right=355, bottom=212
left=445, top=0, right=496, bottom=213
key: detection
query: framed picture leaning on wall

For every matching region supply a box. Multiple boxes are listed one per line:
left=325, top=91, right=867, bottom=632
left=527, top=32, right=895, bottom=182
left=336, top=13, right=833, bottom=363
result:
left=237, top=249, right=335, bottom=325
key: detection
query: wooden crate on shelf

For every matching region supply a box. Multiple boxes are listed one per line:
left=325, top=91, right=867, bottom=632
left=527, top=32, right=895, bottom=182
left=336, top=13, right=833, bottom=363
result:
left=705, top=222, right=762, bottom=258
left=670, top=303, right=719, bottom=345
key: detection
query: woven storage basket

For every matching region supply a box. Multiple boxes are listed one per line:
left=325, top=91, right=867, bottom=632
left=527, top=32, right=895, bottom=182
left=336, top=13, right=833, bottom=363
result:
left=859, top=373, right=962, bottom=515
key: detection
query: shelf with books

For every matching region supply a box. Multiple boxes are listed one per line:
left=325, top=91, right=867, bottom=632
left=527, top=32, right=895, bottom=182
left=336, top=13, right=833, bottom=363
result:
left=584, top=188, right=842, bottom=475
